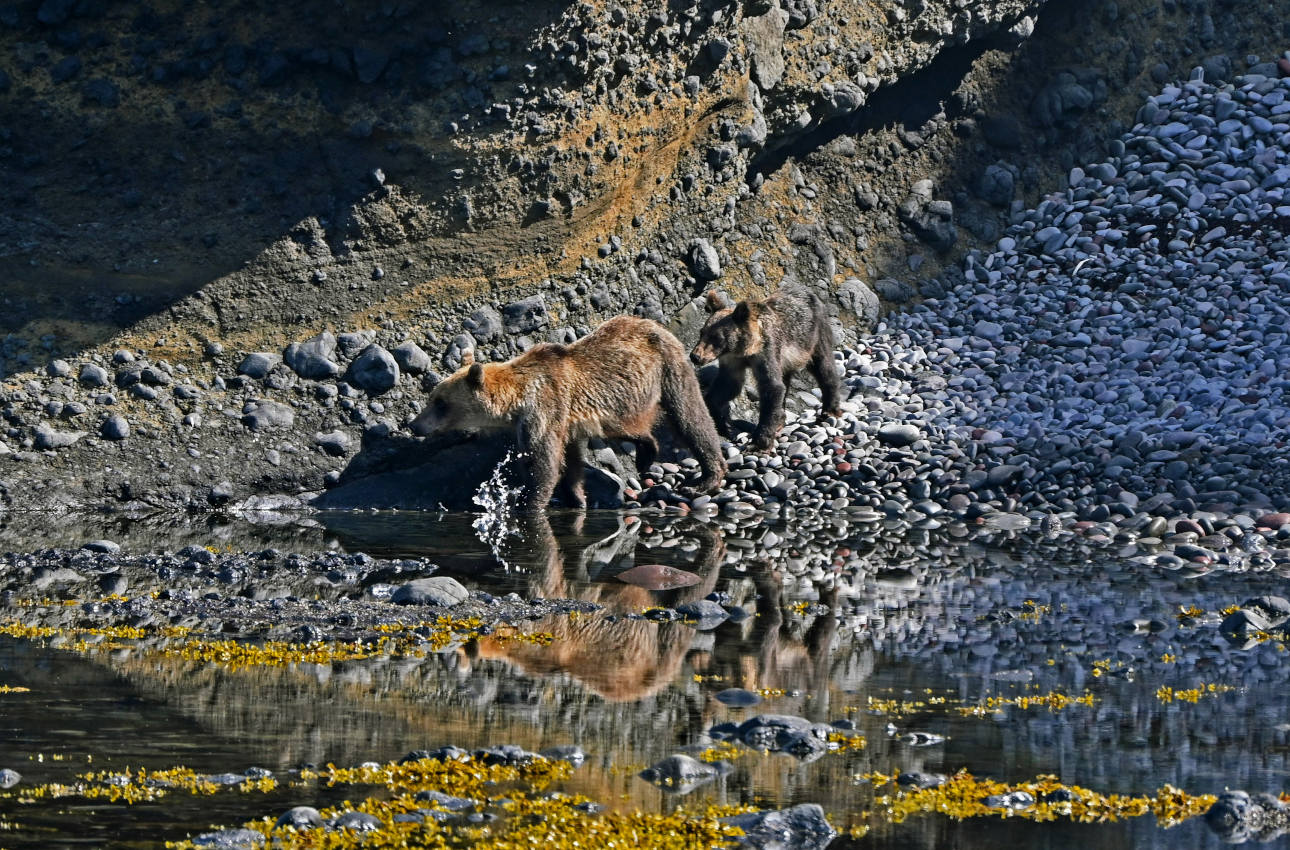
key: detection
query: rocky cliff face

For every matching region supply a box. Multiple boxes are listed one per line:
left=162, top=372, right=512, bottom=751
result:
left=0, top=0, right=1286, bottom=511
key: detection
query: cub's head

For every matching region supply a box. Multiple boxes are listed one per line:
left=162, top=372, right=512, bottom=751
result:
left=690, top=290, right=760, bottom=365
left=409, top=353, right=496, bottom=437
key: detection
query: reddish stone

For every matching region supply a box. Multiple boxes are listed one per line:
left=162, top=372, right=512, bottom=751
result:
left=836, top=461, right=852, bottom=473
left=1256, top=512, right=1290, bottom=529
left=1278, top=57, right=1290, bottom=78
left=1175, top=519, right=1205, bottom=535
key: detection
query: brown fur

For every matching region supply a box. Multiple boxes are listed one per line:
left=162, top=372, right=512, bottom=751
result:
left=690, top=286, right=842, bottom=451
left=410, top=315, right=725, bottom=509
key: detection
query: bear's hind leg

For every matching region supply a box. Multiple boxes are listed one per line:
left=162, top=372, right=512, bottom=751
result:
left=809, top=348, right=843, bottom=418
left=661, top=356, right=726, bottom=493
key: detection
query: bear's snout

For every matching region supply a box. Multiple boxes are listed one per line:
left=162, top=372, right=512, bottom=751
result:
left=690, top=348, right=710, bottom=366
left=408, top=409, right=435, bottom=437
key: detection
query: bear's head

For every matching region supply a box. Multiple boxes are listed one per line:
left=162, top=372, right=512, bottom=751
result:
left=690, top=290, right=761, bottom=365
left=409, top=353, right=502, bottom=437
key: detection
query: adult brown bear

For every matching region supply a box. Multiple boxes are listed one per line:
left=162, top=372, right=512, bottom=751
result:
left=410, top=315, right=725, bottom=509
left=690, top=286, right=842, bottom=450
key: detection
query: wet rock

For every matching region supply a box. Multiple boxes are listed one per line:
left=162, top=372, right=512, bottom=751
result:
left=273, top=806, right=323, bottom=830
left=674, top=599, right=729, bottom=630
left=46, top=359, right=71, bottom=378
left=414, top=789, right=479, bottom=810
left=0, top=768, right=19, bottom=789
left=391, top=576, right=467, bottom=607
left=330, top=811, right=383, bottom=832
left=539, top=745, right=587, bottom=766
left=1206, top=791, right=1290, bottom=843
left=284, top=332, right=340, bottom=379
left=345, top=345, right=400, bottom=394
left=82, top=540, right=121, bottom=554
left=984, top=790, right=1035, bottom=810
left=241, top=400, right=294, bottom=431
left=895, top=771, right=948, bottom=789
left=716, top=688, right=763, bottom=707
left=638, top=754, right=718, bottom=794
left=724, top=804, right=836, bottom=850
left=191, top=829, right=265, bottom=849
left=473, top=745, right=541, bottom=766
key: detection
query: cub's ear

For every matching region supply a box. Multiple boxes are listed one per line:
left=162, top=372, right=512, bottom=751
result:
left=460, top=349, right=475, bottom=366
left=704, top=290, right=733, bottom=313
left=732, top=301, right=751, bottom=322
left=466, top=362, right=484, bottom=387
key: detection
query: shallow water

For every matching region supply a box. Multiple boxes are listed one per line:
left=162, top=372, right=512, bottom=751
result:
left=1, top=509, right=1288, bottom=848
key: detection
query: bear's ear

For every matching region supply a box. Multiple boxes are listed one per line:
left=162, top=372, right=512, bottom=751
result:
left=732, top=301, right=751, bottom=323
left=466, top=362, right=484, bottom=388
left=460, top=349, right=475, bottom=366
left=704, top=290, right=732, bottom=313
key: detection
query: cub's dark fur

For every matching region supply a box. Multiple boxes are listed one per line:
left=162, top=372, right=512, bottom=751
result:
left=690, top=286, right=842, bottom=450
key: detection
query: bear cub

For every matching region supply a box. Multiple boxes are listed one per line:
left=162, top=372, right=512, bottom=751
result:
left=411, top=315, right=726, bottom=510
left=690, top=285, right=842, bottom=451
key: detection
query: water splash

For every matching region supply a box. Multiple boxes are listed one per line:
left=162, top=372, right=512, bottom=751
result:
left=472, top=450, right=525, bottom=569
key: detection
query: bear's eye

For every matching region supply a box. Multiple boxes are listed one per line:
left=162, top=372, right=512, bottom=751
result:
left=432, top=398, right=449, bottom=416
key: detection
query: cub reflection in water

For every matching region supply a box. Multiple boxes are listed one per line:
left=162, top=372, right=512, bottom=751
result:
left=695, top=562, right=842, bottom=722
left=467, top=513, right=723, bottom=702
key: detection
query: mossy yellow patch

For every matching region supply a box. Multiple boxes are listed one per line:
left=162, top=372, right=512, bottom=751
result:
left=162, top=755, right=752, bottom=850
left=860, top=771, right=1215, bottom=828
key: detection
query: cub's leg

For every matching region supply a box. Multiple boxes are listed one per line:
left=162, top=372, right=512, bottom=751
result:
left=809, top=347, right=843, bottom=418
left=751, top=358, right=787, bottom=451
left=556, top=439, right=588, bottom=509
left=631, top=434, right=659, bottom=475
left=704, top=361, right=746, bottom=438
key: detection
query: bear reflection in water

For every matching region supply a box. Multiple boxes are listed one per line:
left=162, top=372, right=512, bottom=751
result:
left=466, top=514, right=841, bottom=709
left=467, top=513, right=722, bottom=701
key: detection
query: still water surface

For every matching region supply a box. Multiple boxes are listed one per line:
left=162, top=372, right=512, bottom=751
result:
left=1, top=509, right=1287, bottom=848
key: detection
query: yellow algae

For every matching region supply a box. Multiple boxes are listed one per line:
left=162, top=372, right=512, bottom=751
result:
left=0, top=614, right=555, bottom=673
left=860, top=771, right=1216, bottom=829
left=957, top=690, right=1096, bottom=718
left=21, top=766, right=278, bottom=805
left=1177, top=605, right=1205, bottom=621
left=161, top=755, right=752, bottom=850
left=1155, top=683, right=1235, bottom=704
left=696, top=741, right=745, bottom=763
left=0, top=685, right=30, bottom=694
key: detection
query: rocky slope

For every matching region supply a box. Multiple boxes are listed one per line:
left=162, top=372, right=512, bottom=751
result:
left=0, top=0, right=1288, bottom=513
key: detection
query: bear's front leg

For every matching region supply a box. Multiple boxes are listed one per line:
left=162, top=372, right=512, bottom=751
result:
left=751, top=359, right=786, bottom=451
left=556, top=439, right=588, bottom=509
left=517, top=419, right=564, bottom=512
left=703, top=362, right=745, bottom=438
